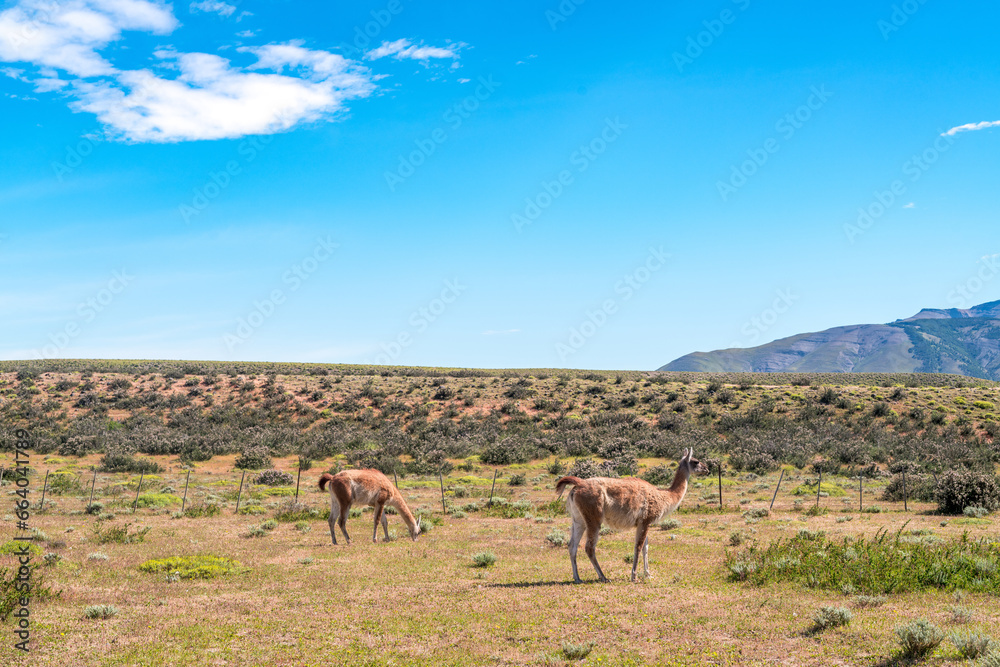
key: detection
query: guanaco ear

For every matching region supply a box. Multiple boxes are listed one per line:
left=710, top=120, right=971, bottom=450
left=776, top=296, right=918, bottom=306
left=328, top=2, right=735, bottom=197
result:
left=680, top=448, right=691, bottom=463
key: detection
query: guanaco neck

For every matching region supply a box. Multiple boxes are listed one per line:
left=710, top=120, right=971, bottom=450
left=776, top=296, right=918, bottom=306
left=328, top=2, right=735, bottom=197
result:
left=389, top=492, right=418, bottom=533
left=668, top=462, right=691, bottom=496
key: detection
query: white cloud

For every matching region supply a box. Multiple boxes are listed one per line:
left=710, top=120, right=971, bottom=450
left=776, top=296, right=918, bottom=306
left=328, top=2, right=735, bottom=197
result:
left=0, top=0, right=177, bottom=77
left=365, top=38, right=462, bottom=62
left=903, top=202, right=915, bottom=209
left=942, top=120, right=1000, bottom=137
left=190, top=1, right=235, bottom=17
left=0, top=0, right=465, bottom=142
left=72, top=48, right=375, bottom=142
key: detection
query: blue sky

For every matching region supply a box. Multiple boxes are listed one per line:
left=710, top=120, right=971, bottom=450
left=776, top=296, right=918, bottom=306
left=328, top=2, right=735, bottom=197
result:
left=1, top=0, right=999, bottom=370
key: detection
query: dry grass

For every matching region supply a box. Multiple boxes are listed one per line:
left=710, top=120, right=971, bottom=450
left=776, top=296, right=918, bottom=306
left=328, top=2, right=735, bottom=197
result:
left=1, top=453, right=998, bottom=666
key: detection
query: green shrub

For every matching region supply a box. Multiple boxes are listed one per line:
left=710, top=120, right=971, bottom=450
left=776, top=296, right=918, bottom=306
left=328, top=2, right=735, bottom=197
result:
left=234, top=446, right=272, bottom=470
left=935, top=470, right=1000, bottom=514
left=641, top=464, right=676, bottom=486
left=83, top=604, right=118, bottom=620
left=812, top=606, right=852, bottom=631
left=561, top=641, right=595, bottom=660
left=660, top=518, right=682, bottom=530
left=94, top=523, right=150, bottom=545
left=254, top=469, right=294, bottom=486
left=950, top=631, right=995, bottom=660
left=546, top=529, right=567, bottom=547
left=896, top=620, right=945, bottom=659
left=99, top=451, right=161, bottom=474
left=508, top=473, right=526, bottom=487
left=882, top=473, right=936, bottom=502
left=138, top=555, right=242, bottom=579
left=548, top=460, right=566, bottom=476
left=472, top=551, right=497, bottom=568
left=84, top=502, right=104, bottom=515
left=1, top=562, right=59, bottom=621
left=183, top=503, right=221, bottom=518
left=135, top=493, right=181, bottom=508
left=964, top=506, right=990, bottom=518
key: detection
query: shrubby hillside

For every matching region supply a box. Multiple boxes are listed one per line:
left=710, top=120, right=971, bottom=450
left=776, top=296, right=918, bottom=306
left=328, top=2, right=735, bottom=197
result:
left=2, top=360, right=998, bottom=480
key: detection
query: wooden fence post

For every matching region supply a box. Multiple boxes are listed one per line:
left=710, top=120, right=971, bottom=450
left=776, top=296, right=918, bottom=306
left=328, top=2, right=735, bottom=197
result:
left=234, top=470, right=246, bottom=515
left=769, top=469, right=785, bottom=511
left=487, top=469, right=498, bottom=508
left=859, top=474, right=863, bottom=512
left=439, top=470, right=446, bottom=513
left=38, top=470, right=50, bottom=511
left=902, top=470, right=908, bottom=512
left=294, top=466, right=302, bottom=503
left=717, top=463, right=723, bottom=509
left=132, top=471, right=144, bottom=513
left=393, top=469, right=398, bottom=488
left=88, top=469, right=97, bottom=509
left=181, top=469, right=191, bottom=512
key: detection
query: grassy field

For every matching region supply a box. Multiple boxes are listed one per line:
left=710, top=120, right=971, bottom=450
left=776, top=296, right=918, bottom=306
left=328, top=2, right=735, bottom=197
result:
left=2, top=451, right=998, bottom=666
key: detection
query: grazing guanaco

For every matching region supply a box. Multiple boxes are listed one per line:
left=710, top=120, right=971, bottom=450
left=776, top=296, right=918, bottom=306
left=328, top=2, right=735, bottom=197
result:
left=555, top=448, right=708, bottom=583
left=318, top=469, right=421, bottom=545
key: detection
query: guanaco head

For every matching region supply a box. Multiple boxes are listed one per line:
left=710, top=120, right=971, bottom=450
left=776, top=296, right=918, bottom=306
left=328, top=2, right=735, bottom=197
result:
left=410, top=516, right=422, bottom=541
left=680, top=448, right=710, bottom=476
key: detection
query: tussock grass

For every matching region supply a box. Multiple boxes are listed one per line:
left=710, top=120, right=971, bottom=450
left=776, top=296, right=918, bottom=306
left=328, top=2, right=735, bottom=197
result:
left=83, top=604, right=118, bottom=620
left=471, top=552, right=497, bottom=568
left=896, top=619, right=945, bottom=659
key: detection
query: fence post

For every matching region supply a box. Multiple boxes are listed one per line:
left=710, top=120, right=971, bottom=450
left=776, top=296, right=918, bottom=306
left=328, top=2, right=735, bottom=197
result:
left=902, top=469, right=908, bottom=512
left=234, top=470, right=246, bottom=515
left=38, top=470, right=50, bottom=511
left=393, top=469, right=398, bottom=488
left=439, top=470, right=446, bottom=513
left=88, top=469, right=97, bottom=510
left=816, top=468, right=822, bottom=507
left=859, top=474, right=863, bottom=512
left=294, top=466, right=302, bottom=503
left=769, top=469, right=785, bottom=511
left=181, top=469, right=191, bottom=512
left=132, top=471, right=144, bottom=513
left=487, top=469, right=498, bottom=508
left=0, top=467, right=5, bottom=486
left=717, top=463, right=723, bottom=509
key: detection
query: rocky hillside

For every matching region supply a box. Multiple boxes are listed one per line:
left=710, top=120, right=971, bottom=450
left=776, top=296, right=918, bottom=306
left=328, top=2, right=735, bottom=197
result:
left=661, top=301, right=1000, bottom=380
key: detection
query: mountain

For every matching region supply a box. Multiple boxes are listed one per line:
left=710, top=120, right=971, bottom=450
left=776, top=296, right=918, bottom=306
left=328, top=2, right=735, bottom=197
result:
left=659, top=300, right=1000, bottom=380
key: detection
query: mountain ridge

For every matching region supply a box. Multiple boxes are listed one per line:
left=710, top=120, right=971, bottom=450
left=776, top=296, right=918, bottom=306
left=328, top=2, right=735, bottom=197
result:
left=660, top=301, right=1000, bottom=380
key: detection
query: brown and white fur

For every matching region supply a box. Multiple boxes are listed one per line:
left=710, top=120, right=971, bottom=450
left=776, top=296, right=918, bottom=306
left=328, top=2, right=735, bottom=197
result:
left=318, top=469, right=421, bottom=545
left=555, top=448, right=708, bottom=583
